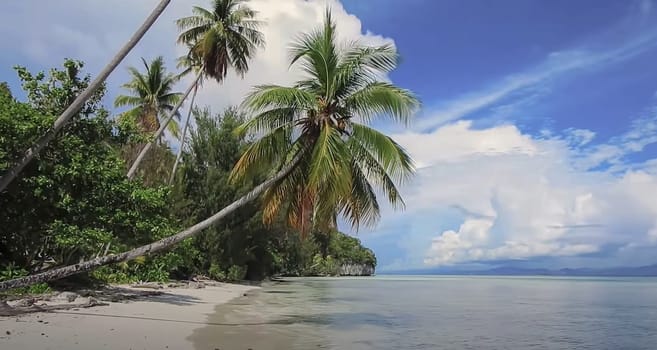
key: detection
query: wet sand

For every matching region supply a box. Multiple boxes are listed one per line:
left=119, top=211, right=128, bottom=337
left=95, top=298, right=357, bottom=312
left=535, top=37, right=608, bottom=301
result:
left=0, top=283, right=258, bottom=350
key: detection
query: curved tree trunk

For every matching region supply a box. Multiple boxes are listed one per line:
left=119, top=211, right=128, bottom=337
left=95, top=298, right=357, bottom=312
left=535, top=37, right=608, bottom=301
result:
left=168, top=83, right=198, bottom=185
left=0, top=151, right=303, bottom=291
left=127, top=71, right=203, bottom=179
left=0, top=0, right=171, bottom=193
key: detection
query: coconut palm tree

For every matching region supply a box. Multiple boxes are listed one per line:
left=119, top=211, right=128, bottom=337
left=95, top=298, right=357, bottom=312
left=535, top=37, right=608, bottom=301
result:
left=231, top=10, right=419, bottom=236
left=127, top=0, right=264, bottom=179
left=0, top=0, right=171, bottom=192
left=115, top=56, right=183, bottom=140
left=0, top=10, right=419, bottom=290
left=168, top=51, right=203, bottom=185
left=176, top=0, right=264, bottom=82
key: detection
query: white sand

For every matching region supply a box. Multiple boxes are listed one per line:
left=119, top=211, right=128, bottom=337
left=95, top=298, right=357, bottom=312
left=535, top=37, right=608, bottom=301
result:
left=0, top=283, right=258, bottom=350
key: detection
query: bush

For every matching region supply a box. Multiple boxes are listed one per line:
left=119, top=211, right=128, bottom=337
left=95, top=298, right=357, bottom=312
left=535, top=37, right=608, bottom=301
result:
left=226, top=265, right=247, bottom=281
left=208, top=263, right=226, bottom=281
left=1, top=263, right=52, bottom=295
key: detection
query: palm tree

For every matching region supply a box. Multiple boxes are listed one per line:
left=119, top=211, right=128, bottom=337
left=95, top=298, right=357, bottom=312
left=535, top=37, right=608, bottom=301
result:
left=168, top=51, right=203, bottom=185
left=0, top=0, right=171, bottom=192
left=0, top=10, right=419, bottom=290
left=127, top=0, right=264, bottom=179
left=231, top=10, right=419, bottom=236
left=115, top=56, right=183, bottom=140
left=176, top=0, right=264, bottom=82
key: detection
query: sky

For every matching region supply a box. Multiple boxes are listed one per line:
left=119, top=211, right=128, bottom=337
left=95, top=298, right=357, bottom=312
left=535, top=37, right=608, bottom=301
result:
left=3, top=0, right=657, bottom=272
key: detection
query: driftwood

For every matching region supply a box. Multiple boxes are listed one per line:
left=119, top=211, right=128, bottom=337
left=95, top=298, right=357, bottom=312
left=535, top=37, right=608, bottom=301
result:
left=0, top=298, right=108, bottom=317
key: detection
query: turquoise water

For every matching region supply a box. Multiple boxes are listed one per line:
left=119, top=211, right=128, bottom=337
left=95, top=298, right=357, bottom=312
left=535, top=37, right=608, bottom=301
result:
left=191, top=276, right=657, bottom=349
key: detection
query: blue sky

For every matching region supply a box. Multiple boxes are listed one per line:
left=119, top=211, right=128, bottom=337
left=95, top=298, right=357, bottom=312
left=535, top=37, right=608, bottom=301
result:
left=340, top=0, right=657, bottom=271
left=3, top=0, right=657, bottom=271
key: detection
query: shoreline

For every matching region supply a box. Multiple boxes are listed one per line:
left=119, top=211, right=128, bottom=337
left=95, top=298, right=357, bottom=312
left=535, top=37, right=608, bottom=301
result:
left=0, top=282, right=259, bottom=349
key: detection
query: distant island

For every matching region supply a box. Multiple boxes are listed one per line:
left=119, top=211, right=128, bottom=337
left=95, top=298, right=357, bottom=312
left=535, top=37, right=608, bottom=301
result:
left=383, top=263, right=657, bottom=277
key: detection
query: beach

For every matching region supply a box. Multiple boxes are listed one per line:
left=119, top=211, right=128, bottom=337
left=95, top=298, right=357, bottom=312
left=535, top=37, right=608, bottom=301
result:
left=0, top=282, right=258, bottom=350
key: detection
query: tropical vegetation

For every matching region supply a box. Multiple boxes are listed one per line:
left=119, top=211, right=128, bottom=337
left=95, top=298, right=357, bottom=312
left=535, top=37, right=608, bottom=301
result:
left=114, top=56, right=183, bottom=139
left=0, top=0, right=418, bottom=292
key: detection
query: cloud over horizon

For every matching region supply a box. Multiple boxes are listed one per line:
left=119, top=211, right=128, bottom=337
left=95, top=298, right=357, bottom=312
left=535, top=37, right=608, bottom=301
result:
left=380, top=112, right=657, bottom=270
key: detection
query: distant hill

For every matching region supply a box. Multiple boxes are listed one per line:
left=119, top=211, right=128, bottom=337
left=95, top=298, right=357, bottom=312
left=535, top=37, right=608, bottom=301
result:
left=382, top=264, right=657, bottom=277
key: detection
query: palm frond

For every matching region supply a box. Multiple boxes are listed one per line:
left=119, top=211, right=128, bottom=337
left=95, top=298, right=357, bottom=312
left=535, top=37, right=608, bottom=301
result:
left=348, top=138, right=406, bottom=210
left=230, top=125, right=293, bottom=182
left=349, top=124, right=414, bottom=182
left=307, top=124, right=352, bottom=201
left=242, top=85, right=316, bottom=112
left=345, top=82, right=420, bottom=125
left=235, top=107, right=296, bottom=136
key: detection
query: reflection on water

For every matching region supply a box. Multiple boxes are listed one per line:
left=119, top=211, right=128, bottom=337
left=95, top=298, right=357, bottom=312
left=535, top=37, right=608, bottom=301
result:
left=189, top=276, right=657, bottom=350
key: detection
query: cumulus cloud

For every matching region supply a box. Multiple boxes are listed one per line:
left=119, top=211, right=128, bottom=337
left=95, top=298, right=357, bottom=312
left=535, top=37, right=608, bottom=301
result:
left=188, top=0, right=395, bottom=110
left=0, top=0, right=394, bottom=113
left=383, top=115, right=657, bottom=268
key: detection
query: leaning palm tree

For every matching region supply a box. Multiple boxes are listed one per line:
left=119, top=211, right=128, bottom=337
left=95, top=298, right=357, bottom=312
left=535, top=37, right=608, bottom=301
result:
left=115, top=56, right=183, bottom=140
left=0, top=10, right=419, bottom=290
left=127, top=0, right=264, bottom=179
left=168, top=50, right=204, bottom=184
left=0, top=0, right=171, bottom=192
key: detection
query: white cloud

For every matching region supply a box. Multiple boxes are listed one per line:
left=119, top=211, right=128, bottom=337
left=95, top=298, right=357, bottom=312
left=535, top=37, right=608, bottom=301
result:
left=384, top=116, right=657, bottom=267
left=189, top=0, right=394, bottom=111
left=564, top=128, right=596, bottom=147
left=0, top=0, right=393, bottom=113
left=0, top=0, right=394, bottom=145
left=392, top=120, right=537, bottom=168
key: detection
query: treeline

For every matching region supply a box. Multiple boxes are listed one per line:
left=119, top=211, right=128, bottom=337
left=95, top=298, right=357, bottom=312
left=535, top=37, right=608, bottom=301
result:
left=0, top=60, right=375, bottom=291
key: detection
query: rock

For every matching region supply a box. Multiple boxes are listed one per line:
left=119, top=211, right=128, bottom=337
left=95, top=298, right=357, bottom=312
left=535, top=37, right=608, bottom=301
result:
left=130, top=282, right=163, bottom=289
left=86, top=297, right=102, bottom=306
left=188, top=282, right=205, bottom=289
left=338, top=264, right=375, bottom=276
left=13, top=299, right=35, bottom=307
left=53, top=292, right=79, bottom=303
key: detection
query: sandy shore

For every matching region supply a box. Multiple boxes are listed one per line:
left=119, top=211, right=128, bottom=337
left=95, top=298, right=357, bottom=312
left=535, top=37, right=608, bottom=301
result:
left=0, top=283, right=259, bottom=350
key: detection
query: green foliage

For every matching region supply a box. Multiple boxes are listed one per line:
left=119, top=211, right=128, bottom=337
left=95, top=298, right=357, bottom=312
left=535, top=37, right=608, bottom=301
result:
left=0, top=82, right=10, bottom=97
left=227, top=265, right=247, bottom=281
left=171, top=107, right=290, bottom=281
left=0, top=263, right=27, bottom=282
left=0, top=264, right=51, bottom=295
left=1, top=58, right=379, bottom=286
left=90, top=267, right=136, bottom=284
left=307, top=254, right=339, bottom=276
left=14, top=59, right=104, bottom=117
left=208, top=263, right=226, bottom=281
left=0, top=60, right=177, bottom=279
left=288, top=231, right=376, bottom=276
left=328, top=231, right=377, bottom=267
left=114, top=56, right=183, bottom=138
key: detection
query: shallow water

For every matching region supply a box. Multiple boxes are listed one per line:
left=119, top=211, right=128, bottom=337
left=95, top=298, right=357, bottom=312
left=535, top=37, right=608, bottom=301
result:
left=190, top=275, right=657, bottom=349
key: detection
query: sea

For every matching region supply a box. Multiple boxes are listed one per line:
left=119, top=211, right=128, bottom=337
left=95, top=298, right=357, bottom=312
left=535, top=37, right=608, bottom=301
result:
left=189, top=275, right=657, bottom=349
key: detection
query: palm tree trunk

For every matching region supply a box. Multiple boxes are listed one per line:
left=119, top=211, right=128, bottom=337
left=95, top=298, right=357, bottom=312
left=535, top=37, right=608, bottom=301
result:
left=0, top=150, right=304, bottom=291
left=168, top=83, right=198, bottom=185
left=127, top=71, right=203, bottom=179
left=0, top=0, right=171, bottom=193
